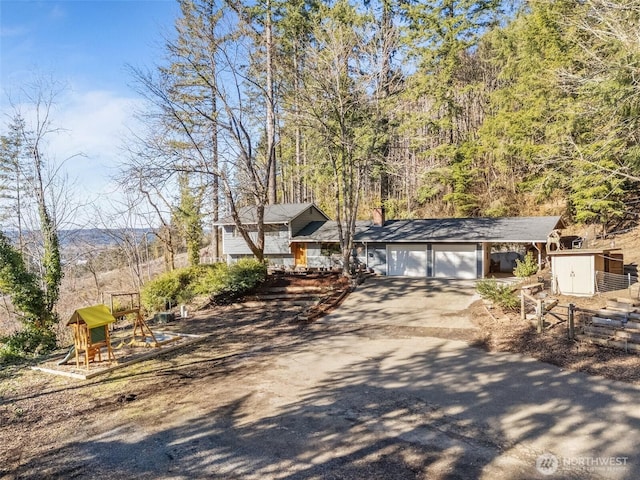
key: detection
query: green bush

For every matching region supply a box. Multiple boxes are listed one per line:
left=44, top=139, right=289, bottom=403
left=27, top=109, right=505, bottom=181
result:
left=0, top=327, right=57, bottom=364
left=141, top=259, right=267, bottom=312
left=191, top=263, right=230, bottom=296
left=225, top=258, right=267, bottom=295
left=141, top=268, right=198, bottom=311
left=513, top=252, right=539, bottom=278
left=207, top=259, right=267, bottom=304
left=476, top=278, right=519, bottom=311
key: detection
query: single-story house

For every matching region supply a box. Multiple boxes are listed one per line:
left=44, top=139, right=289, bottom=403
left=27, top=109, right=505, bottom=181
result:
left=216, top=203, right=564, bottom=279
left=295, top=209, right=563, bottom=278
left=549, top=248, right=624, bottom=296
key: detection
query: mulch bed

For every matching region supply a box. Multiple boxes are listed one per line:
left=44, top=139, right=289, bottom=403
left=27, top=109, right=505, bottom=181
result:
left=469, top=300, right=640, bottom=385
left=257, top=271, right=349, bottom=290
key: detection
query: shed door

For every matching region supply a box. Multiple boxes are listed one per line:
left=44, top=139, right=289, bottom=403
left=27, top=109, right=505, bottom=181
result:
left=387, top=245, right=427, bottom=277
left=433, top=244, right=477, bottom=279
left=553, top=255, right=594, bottom=295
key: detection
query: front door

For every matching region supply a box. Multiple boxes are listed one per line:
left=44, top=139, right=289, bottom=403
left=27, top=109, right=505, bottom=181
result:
left=293, top=243, right=307, bottom=267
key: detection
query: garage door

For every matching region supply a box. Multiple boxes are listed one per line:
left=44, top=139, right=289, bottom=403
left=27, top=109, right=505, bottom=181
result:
left=387, top=245, right=427, bottom=277
left=433, top=244, right=477, bottom=279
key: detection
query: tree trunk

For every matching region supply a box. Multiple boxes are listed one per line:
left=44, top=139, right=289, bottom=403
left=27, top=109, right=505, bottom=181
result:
left=266, top=0, right=277, bottom=205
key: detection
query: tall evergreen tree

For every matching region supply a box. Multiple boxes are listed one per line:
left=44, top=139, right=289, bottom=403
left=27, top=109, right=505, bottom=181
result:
left=399, top=0, right=504, bottom=216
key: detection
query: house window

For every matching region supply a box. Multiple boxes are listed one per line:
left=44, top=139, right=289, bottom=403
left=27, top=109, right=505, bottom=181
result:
left=321, top=243, right=341, bottom=256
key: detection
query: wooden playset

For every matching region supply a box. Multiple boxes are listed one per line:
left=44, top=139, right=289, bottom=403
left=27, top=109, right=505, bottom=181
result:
left=106, top=292, right=159, bottom=347
left=66, top=304, right=117, bottom=369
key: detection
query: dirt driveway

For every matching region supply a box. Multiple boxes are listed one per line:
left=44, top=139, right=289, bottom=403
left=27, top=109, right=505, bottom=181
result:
left=2, top=278, right=640, bottom=479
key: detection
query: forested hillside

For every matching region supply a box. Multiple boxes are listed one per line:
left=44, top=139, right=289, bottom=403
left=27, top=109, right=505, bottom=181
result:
left=3, top=1, right=639, bottom=248
left=117, top=0, right=640, bottom=236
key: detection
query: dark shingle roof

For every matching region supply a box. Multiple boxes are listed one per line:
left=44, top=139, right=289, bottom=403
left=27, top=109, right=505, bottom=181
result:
left=355, top=217, right=562, bottom=243
left=292, top=216, right=562, bottom=243
left=217, top=203, right=327, bottom=225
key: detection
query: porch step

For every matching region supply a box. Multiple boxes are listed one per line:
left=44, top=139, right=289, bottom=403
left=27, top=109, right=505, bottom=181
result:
left=257, top=286, right=329, bottom=294
left=243, top=300, right=316, bottom=308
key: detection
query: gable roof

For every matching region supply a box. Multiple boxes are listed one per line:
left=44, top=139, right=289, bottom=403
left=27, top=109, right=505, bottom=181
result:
left=216, top=203, right=329, bottom=225
left=291, top=216, right=563, bottom=244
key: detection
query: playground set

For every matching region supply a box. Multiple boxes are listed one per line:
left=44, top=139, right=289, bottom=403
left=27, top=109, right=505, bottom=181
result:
left=31, top=293, right=204, bottom=379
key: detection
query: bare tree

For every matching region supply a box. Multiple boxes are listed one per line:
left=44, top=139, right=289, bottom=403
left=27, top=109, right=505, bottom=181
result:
left=124, top=0, right=284, bottom=263
left=300, top=2, right=384, bottom=275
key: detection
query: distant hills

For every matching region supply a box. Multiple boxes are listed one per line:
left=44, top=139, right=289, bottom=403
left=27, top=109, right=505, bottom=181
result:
left=3, top=228, right=152, bottom=249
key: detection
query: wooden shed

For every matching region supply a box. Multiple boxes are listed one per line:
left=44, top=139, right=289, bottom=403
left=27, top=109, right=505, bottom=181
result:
left=66, top=305, right=117, bottom=369
left=549, top=248, right=624, bottom=296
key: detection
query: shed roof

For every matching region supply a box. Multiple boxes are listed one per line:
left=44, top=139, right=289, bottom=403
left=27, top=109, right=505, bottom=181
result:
left=547, top=248, right=622, bottom=256
left=292, top=216, right=563, bottom=244
left=67, top=304, right=116, bottom=328
left=216, top=203, right=328, bottom=225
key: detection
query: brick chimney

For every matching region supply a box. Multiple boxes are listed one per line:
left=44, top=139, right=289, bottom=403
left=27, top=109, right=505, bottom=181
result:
left=372, top=206, right=385, bottom=227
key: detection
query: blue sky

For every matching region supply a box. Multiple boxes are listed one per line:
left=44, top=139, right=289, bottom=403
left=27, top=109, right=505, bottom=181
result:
left=0, top=0, right=180, bottom=226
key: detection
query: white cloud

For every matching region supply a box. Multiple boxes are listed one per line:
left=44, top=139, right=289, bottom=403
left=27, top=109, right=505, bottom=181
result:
left=1, top=88, right=145, bottom=225
left=51, top=89, right=144, bottom=207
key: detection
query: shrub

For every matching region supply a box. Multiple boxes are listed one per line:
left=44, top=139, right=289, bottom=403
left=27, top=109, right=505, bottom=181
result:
left=476, top=278, right=519, bottom=311
left=191, top=263, right=230, bottom=296
left=226, top=259, right=267, bottom=295
left=513, top=252, right=538, bottom=278
left=209, top=259, right=267, bottom=304
left=0, top=327, right=57, bottom=364
left=141, top=268, right=198, bottom=311
left=141, top=259, right=267, bottom=312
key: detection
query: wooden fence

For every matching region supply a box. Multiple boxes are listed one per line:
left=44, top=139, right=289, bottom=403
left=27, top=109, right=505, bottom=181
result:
left=519, top=282, right=640, bottom=352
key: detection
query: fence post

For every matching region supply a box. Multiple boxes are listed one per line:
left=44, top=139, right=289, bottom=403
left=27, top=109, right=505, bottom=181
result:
left=537, top=298, right=544, bottom=333
left=568, top=303, right=575, bottom=340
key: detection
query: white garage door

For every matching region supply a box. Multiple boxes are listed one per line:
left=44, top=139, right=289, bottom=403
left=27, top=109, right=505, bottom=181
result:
left=434, top=244, right=477, bottom=279
left=387, top=245, right=427, bottom=277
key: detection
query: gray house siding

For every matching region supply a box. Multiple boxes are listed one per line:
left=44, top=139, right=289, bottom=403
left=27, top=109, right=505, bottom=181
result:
left=364, top=243, right=387, bottom=275
left=221, top=225, right=290, bottom=256
left=305, top=243, right=338, bottom=269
